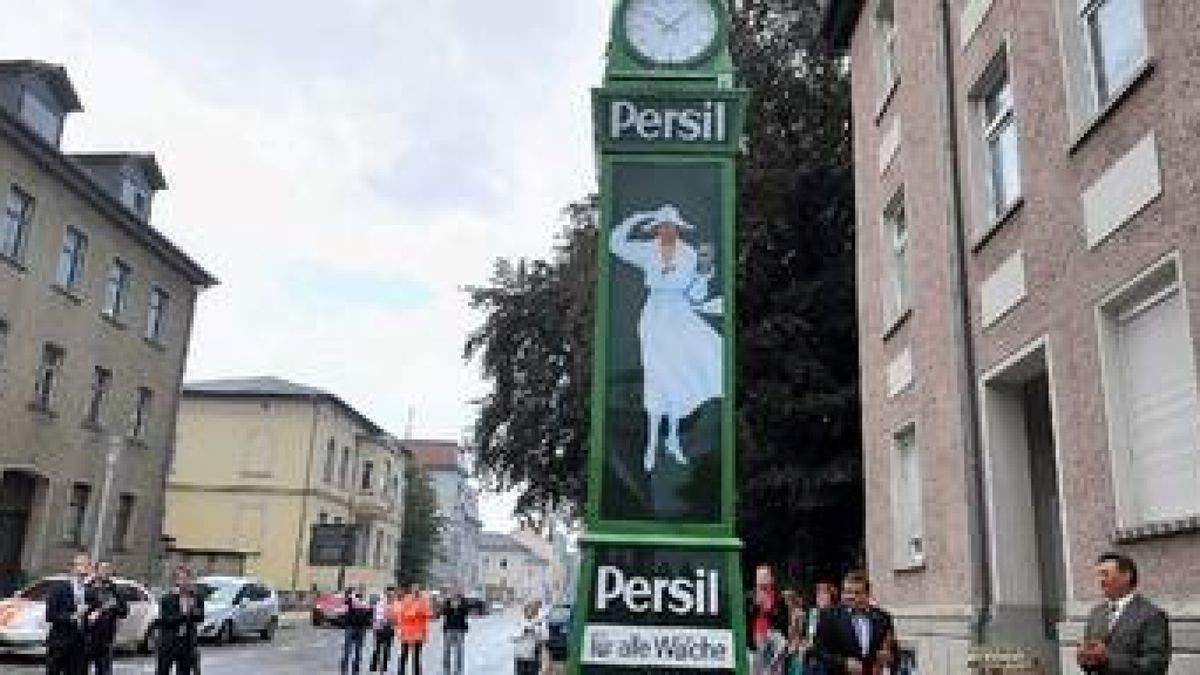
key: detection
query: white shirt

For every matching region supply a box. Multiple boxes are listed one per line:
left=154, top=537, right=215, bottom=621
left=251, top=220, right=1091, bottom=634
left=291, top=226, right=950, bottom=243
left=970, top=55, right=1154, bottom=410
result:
left=373, top=600, right=391, bottom=630
left=852, top=612, right=871, bottom=657
left=1108, top=592, right=1135, bottom=629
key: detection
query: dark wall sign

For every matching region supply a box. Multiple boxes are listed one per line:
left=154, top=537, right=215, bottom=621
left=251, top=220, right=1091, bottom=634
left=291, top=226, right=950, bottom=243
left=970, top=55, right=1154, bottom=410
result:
left=308, top=523, right=356, bottom=567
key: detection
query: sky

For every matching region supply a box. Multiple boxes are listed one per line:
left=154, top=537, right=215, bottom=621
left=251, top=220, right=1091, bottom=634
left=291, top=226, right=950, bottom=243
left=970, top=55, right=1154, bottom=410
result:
left=0, top=1, right=611, bottom=530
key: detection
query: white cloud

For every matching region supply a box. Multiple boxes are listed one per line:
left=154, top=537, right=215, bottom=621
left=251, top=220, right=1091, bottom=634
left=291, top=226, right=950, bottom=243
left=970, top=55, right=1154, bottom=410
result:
left=0, top=1, right=609, bottom=530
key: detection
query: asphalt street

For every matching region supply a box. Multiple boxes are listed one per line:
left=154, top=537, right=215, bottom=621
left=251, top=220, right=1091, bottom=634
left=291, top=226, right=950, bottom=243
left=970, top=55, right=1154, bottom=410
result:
left=0, top=610, right=539, bottom=674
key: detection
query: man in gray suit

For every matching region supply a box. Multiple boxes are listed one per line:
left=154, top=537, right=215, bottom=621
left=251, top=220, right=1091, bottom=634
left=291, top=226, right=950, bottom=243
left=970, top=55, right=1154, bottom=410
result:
left=1076, top=552, right=1170, bottom=674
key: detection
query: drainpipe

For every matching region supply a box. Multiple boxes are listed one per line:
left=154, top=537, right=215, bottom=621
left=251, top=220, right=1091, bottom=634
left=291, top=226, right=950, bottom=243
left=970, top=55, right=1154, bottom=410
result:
left=935, top=0, right=992, bottom=645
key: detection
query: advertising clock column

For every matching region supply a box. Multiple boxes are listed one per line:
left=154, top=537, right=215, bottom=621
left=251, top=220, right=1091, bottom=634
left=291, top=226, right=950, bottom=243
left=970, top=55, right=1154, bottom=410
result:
left=569, top=1, right=749, bottom=673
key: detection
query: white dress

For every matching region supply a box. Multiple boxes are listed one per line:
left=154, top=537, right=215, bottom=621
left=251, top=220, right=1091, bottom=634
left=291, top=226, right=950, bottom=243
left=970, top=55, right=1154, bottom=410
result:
left=610, top=213, right=723, bottom=419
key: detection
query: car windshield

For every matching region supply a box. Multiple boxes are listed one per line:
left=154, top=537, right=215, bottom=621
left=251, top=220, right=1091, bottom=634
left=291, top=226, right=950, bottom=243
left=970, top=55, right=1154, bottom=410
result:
left=18, top=579, right=67, bottom=601
left=196, top=582, right=239, bottom=605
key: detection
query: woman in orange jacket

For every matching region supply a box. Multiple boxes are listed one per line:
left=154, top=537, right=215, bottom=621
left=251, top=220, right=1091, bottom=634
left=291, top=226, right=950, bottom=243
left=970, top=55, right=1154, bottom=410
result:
left=391, top=583, right=432, bottom=675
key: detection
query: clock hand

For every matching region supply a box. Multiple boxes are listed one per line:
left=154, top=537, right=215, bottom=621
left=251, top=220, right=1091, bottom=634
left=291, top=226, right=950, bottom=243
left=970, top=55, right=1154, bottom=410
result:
left=664, top=9, right=692, bottom=31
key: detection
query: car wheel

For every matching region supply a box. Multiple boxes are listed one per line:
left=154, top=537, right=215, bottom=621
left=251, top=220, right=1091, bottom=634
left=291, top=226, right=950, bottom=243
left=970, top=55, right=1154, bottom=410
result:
left=260, top=616, right=278, bottom=641
left=219, top=620, right=235, bottom=645
left=139, top=626, right=159, bottom=655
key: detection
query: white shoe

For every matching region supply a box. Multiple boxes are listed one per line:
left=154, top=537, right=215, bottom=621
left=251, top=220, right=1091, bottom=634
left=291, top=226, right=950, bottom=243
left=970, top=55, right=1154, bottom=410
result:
left=666, top=435, right=687, bottom=465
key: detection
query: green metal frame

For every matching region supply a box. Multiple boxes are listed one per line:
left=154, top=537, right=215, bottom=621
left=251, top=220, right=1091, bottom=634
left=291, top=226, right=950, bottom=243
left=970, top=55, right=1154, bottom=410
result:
left=591, top=86, right=750, bottom=156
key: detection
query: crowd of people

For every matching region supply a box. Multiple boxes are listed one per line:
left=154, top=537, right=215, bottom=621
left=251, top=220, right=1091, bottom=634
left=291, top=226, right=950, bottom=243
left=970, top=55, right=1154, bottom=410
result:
left=747, top=551, right=1171, bottom=675
left=44, top=552, right=204, bottom=675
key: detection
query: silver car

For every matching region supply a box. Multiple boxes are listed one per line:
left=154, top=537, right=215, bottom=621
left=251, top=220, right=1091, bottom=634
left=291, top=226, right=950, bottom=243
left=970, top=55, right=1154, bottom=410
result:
left=195, top=576, right=279, bottom=644
left=0, top=575, right=159, bottom=655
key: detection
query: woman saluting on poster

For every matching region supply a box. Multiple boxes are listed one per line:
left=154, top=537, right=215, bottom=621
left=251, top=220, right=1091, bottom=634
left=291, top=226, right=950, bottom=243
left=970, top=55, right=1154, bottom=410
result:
left=610, top=203, right=723, bottom=473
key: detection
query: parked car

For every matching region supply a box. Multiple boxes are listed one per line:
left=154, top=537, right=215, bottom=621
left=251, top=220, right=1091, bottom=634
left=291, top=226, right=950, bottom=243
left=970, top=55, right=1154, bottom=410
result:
left=195, top=576, right=279, bottom=643
left=310, top=591, right=348, bottom=627
left=0, top=575, right=159, bottom=656
left=545, top=603, right=573, bottom=662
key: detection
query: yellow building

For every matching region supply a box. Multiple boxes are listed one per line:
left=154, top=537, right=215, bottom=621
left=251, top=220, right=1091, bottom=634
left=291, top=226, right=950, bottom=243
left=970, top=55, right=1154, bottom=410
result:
left=165, top=377, right=407, bottom=596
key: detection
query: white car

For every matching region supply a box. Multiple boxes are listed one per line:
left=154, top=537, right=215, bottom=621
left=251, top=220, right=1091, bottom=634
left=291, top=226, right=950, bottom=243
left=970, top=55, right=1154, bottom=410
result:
left=0, top=575, right=159, bottom=655
left=195, top=576, right=279, bottom=643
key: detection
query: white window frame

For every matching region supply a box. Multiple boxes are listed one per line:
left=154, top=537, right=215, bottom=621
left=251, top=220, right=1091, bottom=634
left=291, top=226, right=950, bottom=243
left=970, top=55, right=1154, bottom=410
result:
left=102, top=259, right=131, bottom=320
left=145, top=286, right=169, bottom=342
left=2, top=185, right=34, bottom=261
left=63, top=483, right=91, bottom=545
left=873, top=0, right=900, bottom=105
left=974, top=49, right=1022, bottom=224
left=881, top=190, right=910, bottom=328
left=891, top=423, right=925, bottom=568
left=56, top=227, right=88, bottom=291
left=1080, top=0, right=1149, bottom=108
left=1097, top=253, right=1200, bottom=529
left=86, top=366, right=112, bottom=427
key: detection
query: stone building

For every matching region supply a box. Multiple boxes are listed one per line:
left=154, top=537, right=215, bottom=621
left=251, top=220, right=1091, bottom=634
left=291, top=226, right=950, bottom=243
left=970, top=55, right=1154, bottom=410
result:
left=479, top=531, right=550, bottom=606
left=823, top=0, right=1200, bottom=671
left=0, top=60, right=215, bottom=594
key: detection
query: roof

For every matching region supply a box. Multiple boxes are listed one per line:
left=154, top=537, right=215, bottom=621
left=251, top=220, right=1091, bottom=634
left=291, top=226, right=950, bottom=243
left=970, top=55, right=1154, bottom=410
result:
left=0, top=106, right=215, bottom=287
left=184, top=376, right=384, bottom=435
left=69, top=152, right=168, bottom=190
left=0, top=60, right=83, bottom=111
left=407, top=439, right=463, bottom=471
left=820, top=0, right=864, bottom=50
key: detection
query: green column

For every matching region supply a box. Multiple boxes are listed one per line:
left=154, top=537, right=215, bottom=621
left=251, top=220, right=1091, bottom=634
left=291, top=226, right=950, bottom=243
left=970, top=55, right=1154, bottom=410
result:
left=569, top=2, right=749, bottom=672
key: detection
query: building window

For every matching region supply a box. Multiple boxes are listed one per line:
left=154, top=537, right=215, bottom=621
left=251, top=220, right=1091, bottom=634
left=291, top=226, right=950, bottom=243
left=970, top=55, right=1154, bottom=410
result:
left=85, top=366, right=112, bottom=427
left=112, top=494, right=135, bottom=552
left=19, top=90, right=62, bottom=145
left=102, top=260, right=132, bottom=320
left=323, top=439, right=336, bottom=484
left=2, top=186, right=33, bottom=261
left=145, top=287, right=169, bottom=342
left=339, top=447, right=350, bottom=488
left=975, top=52, right=1021, bottom=222
left=873, top=0, right=899, bottom=102
left=33, top=343, right=65, bottom=411
left=500, top=558, right=508, bottom=570
left=1100, top=257, right=1200, bottom=526
left=333, top=515, right=343, bottom=525
left=361, top=460, right=374, bottom=492
left=64, top=483, right=91, bottom=545
left=56, top=227, right=87, bottom=291
left=891, top=424, right=924, bottom=567
left=882, top=190, right=910, bottom=326
left=318, top=511, right=328, bottom=525
left=1083, top=0, right=1148, bottom=106
left=120, top=179, right=149, bottom=218
left=131, top=387, right=152, bottom=439
left=374, top=531, right=383, bottom=568
left=0, top=319, right=9, bottom=383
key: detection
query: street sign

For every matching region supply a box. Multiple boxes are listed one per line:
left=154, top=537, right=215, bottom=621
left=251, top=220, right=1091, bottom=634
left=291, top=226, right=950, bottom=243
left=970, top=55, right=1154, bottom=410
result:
left=308, top=523, right=356, bottom=567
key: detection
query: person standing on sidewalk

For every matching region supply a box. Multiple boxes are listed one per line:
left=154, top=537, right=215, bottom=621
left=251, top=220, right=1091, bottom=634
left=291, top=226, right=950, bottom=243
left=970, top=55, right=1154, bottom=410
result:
left=441, top=585, right=470, bottom=675
left=511, top=600, right=547, bottom=675
left=1076, top=552, right=1170, bottom=674
left=45, top=552, right=91, bottom=675
left=340, top=587, right=373, bottom=675
left=811, top=571, right=895, bottom=675
left=156, top=565, right=205, bottom=675
left=83, top=560, right=128, bottom=675
left=368, top=587, right=396, bottom=673
left=392, top=583, right=432, bottom=675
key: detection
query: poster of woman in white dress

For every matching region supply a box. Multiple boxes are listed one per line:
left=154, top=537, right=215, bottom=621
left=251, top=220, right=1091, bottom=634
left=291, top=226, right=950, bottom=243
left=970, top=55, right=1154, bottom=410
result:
left=610, top=203, right=724, bottom=474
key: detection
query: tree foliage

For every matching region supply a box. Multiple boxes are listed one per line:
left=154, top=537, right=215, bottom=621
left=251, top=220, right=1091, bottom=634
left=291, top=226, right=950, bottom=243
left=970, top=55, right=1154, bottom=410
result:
left=398, top=463, right=444, bottom=585
left=465, top=1, right=863, bottom=581
left=463, top=198, right=597, bottom=521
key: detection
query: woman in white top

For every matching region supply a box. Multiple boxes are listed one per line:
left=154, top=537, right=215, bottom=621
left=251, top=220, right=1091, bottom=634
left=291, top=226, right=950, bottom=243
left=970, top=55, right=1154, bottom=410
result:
left=610, top=204, right=723, bottom=473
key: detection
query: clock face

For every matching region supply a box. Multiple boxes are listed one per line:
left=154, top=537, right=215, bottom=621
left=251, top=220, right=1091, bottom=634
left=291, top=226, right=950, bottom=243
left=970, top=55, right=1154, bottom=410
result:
left=623, top=0, right=719, bottom=65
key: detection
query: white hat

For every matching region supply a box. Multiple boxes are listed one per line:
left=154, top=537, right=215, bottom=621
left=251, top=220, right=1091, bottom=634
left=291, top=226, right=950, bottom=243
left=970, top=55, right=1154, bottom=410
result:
left=643, top=204, right=694, bottom=232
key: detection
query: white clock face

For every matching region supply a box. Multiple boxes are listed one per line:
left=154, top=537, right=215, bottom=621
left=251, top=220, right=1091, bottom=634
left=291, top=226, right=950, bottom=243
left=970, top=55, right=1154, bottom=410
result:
left=624, top=0, right=719, bottom=65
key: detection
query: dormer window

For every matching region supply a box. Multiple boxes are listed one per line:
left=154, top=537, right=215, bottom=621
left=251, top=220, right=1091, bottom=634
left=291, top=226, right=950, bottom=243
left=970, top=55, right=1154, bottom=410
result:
left=120, top=178, right=149, bottom=218
left=19, top=89, right=63, bottom=146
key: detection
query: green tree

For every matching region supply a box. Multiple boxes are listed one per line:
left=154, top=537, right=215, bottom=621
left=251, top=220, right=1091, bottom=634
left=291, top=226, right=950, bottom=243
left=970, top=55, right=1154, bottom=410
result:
left=398, top=463, right=444, bottom=585
left=463, top=197, right=597, bottom=522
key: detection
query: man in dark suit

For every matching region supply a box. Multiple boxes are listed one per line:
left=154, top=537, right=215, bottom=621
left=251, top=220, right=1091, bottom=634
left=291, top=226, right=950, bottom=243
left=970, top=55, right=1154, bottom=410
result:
left=156, top=565, right=205, bottom=675
left=45, top=552, right=91, bottom=675
left=1076, top=552, right=1170, bottom=674
left=84, top=560, right=128, bottom=675
left=812, top=571, right=895, bottom=675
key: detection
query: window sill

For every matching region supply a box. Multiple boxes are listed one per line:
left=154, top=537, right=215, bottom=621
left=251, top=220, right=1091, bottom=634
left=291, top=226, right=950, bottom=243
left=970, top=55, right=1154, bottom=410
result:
left=51, top=284, right=84, bottom=305
left=882, top=307, right=912, bottom=341
left=126, top=436, right=148, bottom=448
left=81, top=420, right=105, bottom=433
left=27, top=402, right=58, bottom=419
left=0, top=254, right=28, bottom=274
left=1068, top=58, right=1156, bottom=155
left=875, top=77, right=900, bottom=125
left=971, top=197, right=1025, bottom=252
left=1113, top=514, right=1200, bottom=544
left=100, top=312, right=127, bottom=330
left=142, top=336, right=166, bottom=352
left=893, top=558, right=926, bottom=573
